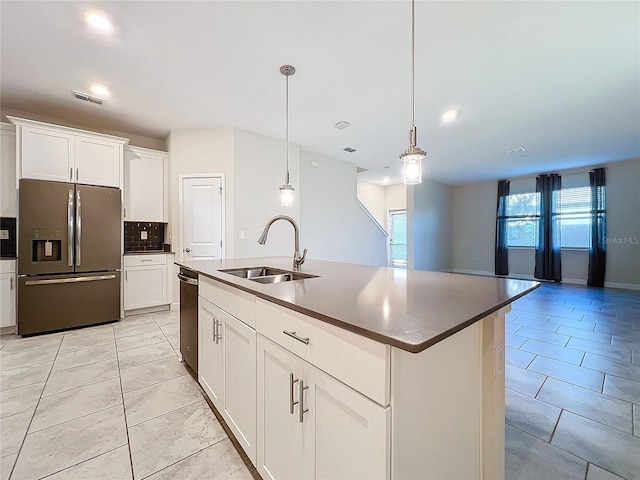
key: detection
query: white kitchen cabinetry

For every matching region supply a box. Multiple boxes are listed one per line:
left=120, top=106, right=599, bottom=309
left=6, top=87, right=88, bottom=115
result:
left=199, top=277, right=257, bottom=464
left=0, top=260, right=16, bottom=329
left=256, top=308, right=390, bottom=480
left=123, top=254, right=168, bottom=311
left=124, top=146, right=168, bottom=222
left=1, top=124, right=17, bottom=216
left=8, top=117, right=127, bottom=188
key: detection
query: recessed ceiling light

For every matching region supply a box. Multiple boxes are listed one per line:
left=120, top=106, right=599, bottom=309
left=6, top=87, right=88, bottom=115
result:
left=343, top=147, right=356, bottom=153
left=383, top=176, right=390, bottom=184
left=72, top=90, right=103, bottom=105
left=90, top=83, right=110, bottom=98
left=334, top=121, right=351, bottom=130
left=441, top=109, right=459, bottom=123
left=84, top=11, right=114, bottom=34
left=384, top=166, right=390, bottom=169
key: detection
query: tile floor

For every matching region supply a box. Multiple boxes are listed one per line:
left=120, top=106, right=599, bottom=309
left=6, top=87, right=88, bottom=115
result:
left=0, top=283, right=638, bottom=479
left=0, top=310, right=252, bottom=480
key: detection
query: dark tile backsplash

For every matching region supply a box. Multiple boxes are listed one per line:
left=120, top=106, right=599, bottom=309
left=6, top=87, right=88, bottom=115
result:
left=124, top=222, right=165, bottom=252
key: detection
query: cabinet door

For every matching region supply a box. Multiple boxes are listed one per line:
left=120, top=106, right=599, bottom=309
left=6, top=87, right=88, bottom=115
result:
left=74, top=136, right=121, bottom=188
left=124, top=151, right=165, bottom=222
left=198, top=298, right=224, bottom=409
left=0, top=272, right=16, bottom=328
left=223, top=313, right=257, bottom=464
left=257, top=335, right=303, bottom=480
left=303, top=364, right=390, bottom=480
left=123, top=265, right=167, bottom=310
left=1, top=125, right=17, bottom=216
left=21, top=126, right=73, bottom=182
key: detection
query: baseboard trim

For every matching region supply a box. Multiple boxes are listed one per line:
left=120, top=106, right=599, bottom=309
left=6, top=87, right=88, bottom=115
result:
left=170, top=302, right=180, bottom=311
left=451, top=269, right=640, bottom=291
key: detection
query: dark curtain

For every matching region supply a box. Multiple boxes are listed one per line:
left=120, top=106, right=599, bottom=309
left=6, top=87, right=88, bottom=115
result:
left=534, top=174, right=562, bottom=281
left=495, top=180, right=510, bottom=275
left=588, top=168, right=606, bottom=287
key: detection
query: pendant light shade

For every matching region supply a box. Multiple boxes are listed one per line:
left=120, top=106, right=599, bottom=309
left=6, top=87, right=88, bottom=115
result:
left=280, top=64, right=295, bottom=206
left=400, top=0, right=425, bottom=185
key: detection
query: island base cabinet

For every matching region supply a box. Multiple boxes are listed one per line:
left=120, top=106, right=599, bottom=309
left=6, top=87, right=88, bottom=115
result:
left=257, top=335, right=390, bottom=480
left=199, top=298, right=224, bottom=408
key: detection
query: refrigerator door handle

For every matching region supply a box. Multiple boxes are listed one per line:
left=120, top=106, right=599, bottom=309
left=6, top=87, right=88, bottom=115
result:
left=76, top=189, right=82, bottom=266
left=68, top=189, right=74, bottom=267
left=24, top=274, right=117, bottom=286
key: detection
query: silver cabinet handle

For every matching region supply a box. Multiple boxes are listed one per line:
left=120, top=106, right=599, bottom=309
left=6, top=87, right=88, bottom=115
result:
left=283, top=330, right=310, bottom=345
left=67, top=190, right=74, bottom=267
left=299, top=379, right=309, bottom=423
left=69, top=167, right=73, bottom=181
left=212, top=317, right=217, bottom=343
left=76, top=168, right=79, bottom=182
left=75, top=190, right=82, bottom=266
left=216, top=319, right=222, bottom=344
left=10, top=277, right=13, bottom=290
left=184, top=248, right=191, bottom=253
left=140, top=258, right=153, bottom=262
left=289, top=373, right=299, bottom=414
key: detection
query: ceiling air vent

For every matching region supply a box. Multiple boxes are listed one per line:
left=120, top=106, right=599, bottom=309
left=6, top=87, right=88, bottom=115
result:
left=72, top=90, right=103, bottom=105
left=343, top=147, right=356, bottom=153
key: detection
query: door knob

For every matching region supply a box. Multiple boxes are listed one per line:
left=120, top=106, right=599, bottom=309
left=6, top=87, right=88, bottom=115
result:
left=184, top=248, right=191, bottom=253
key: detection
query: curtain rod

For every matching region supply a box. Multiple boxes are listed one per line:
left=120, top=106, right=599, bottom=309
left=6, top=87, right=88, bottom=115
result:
left=499, top=166, right=608, bottom=183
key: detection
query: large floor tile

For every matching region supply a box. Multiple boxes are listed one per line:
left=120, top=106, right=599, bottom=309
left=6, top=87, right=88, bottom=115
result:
left=120, top=356, right=188, bottom=394
left=117, top=341, right=176, bottom=370
left=603, top=375, right=640, bottom=404
left=505, top=347, right=535, bottom=368
left=634, top=404, right=639, bottom=437
left=515, top=327, right=570, bottom=346
left=557, top=326, right=613, bottom=344
left=0, top=361, right=52, bottom=392
left=582, top=353, right=640, bottom=382
left=510, top=309, right=552, bottom=322
left=521, top=338, right=584, bottom=365
left=43, top=358, right=119, bottom=396
left=146, top=438, right=251, bottom=480
left=0, top=381, right=44, bottom=418
left=537, top=377, right=633, bottom=434
left=0, top=453, right=17, bottom=480
left=552, top=411, right=640, bottom=480
left=0, top=346, right=58, bottom=370
left=30, top=377, right=122, bottom=433
left=528, top=355, right=604, bottom=391
left=158, top=323, right=179, bottom=337
left=45, top=445, right=132, bottom=480
left=505, top=388, right=560, bottom=441
left=114, top=318, right=161, bottom=339
left=116, top=330, right=168, bottom=352
left=123, top=374, right=203, bottom=426
left=505, top=334, right=527, bottom=349
left=567, top=337, right=632, bottom=362
left=11, top=404, right=127, bottom=480
left=511, top=316, right=559, bottom=332
left=505, top=424, right=587, bottom=480
left=0, top=334, right=62, bottom=354
left=52, top=342, right=117, bottom=371
left=58, top=330, right=115, bottom=355
left=505, top=364, right=546, bottom=397
left=128, top=400, right=227, bottom=479
left=165, top=334, right=180, bottom=351
left=0, top=410, right=32, bottom=456
left=587, top=464, right=626, bottom=480
left=546, top=316, right=597, bottom=331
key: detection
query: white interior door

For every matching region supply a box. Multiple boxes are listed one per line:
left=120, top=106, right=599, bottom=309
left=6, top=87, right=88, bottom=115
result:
left=181, top=175, right=223, bottom=261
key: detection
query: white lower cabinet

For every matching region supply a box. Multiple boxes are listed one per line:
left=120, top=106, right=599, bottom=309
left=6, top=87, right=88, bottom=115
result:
left=0, top=260, right=16, bottom=329
left=123, top=255, right=168, bottom=311
left=198, top=295, right=257, bottom=465
left=257, top=335, right=390, bottom=480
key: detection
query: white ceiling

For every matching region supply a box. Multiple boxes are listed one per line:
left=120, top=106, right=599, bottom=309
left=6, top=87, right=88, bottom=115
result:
left=1, top=1, right=638, bottom=185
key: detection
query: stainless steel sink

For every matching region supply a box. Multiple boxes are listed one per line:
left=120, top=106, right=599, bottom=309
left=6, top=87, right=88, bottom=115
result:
left=220, top=266, right=318, bottom=284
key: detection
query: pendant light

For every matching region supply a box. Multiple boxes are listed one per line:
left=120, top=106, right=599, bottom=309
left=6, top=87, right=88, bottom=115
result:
left=399, top=0, right=425, bottom=185
left=279, top=65, right=296, bottom=207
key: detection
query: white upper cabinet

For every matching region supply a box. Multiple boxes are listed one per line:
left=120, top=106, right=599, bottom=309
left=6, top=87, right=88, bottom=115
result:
left=124, top=146, right=168, bottom=222
left=1, top=123, right=17, bottom=216
left=8, top=117, right=127, bottom=188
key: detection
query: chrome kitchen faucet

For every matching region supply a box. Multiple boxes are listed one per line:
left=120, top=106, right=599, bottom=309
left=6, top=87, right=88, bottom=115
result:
left=257, top=215, right=307, bottom=271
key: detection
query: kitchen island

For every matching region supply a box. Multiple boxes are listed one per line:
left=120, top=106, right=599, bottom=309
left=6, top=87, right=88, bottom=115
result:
left=176, top=257, right=538, bottom=480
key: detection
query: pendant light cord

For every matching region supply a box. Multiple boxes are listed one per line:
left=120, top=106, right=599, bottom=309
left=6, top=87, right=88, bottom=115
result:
left=410, top=0, right=416, bottom=130
left=285, top=73, right=289, bottom=182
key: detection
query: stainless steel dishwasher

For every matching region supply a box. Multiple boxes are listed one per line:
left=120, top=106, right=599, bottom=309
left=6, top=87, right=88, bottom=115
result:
left=178, top=268, right=198, bottom=374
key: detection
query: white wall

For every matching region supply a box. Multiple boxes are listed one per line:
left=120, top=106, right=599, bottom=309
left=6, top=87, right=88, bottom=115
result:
left=408, top=179, right=453, bottom=272
left=301, top=151, right=386, bottom=266
left=357, top=182, right=386, bottom=227
left=233, top=128, right=301, bottom=259
left=451, top=158, right=640, bottom=288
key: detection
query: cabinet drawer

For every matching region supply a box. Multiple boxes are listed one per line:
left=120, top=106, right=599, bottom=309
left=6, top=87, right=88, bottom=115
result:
left=256, top=299, right=390, bottom=406
left=199, top=277, right=255, bottom=328
left=124, top=254, right=167, bottom=267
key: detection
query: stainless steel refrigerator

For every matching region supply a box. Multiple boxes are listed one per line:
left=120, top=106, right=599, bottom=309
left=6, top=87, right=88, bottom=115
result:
left=18, top=179, right=121, bottom=335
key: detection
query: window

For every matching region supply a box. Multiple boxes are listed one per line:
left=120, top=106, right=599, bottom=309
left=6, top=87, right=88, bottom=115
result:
left=389, top=210, right=407, bottom=268
left=556, top=186, right=591, bottom=248
left=506, top=192, right=539, bottom=247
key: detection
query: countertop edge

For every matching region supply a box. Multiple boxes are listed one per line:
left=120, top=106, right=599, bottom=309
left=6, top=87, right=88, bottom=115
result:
left=176, top=260, right=540, bottom=353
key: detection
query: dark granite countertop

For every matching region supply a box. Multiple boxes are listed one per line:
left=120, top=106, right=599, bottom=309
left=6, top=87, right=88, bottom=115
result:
left=175, top=257, right=539, bottom=353
left=124, top=251, right=174, bottom=255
